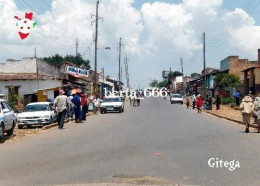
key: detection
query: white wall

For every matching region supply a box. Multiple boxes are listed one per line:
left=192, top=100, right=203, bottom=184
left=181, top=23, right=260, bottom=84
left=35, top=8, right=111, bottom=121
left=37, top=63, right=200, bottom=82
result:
left=0, top=79, right=62, bottom=96
left=0, top=58, right=37, bottom=73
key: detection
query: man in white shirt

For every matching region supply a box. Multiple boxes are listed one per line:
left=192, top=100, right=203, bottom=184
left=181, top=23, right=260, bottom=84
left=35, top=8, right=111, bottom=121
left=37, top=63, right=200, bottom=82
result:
left=54, top=89, right=68, bottom=129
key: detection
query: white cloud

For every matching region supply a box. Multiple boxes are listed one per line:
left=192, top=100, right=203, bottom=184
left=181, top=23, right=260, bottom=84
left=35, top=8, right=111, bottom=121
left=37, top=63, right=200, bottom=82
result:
left=0, top=0, right=260, bottom=89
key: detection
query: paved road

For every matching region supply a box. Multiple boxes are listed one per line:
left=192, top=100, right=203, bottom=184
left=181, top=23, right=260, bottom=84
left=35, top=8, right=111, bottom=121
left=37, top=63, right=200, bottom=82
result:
left=1, top=97, right=260, bottom=185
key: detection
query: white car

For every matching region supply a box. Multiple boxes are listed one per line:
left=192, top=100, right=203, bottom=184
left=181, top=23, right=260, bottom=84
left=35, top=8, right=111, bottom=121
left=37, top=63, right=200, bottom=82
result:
left=100, top=97, right=124, bottom=113
left=170, top=94, right=184, bottom=104
left=0, top=99, right=16, bottom=142
left=17, top=102, right=57, bottom=129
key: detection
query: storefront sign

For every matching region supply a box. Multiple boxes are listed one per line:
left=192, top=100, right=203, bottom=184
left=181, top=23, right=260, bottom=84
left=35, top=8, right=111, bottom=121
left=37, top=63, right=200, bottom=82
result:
left=67, top=66, right=88, bottom=79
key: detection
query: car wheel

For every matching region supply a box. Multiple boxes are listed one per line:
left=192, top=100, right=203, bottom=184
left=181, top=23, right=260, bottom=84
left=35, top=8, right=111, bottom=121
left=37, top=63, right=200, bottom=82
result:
left=6, top=122, right=15, bottom=136
left=119, top=107, right=122, bottom=113
left=0, top=123, right=4, bottom=143
left=171, top=101, right=173, bottom=104
left=100, top=111, right=103, bottom=114
left=122, top=107, right=124, bottom=112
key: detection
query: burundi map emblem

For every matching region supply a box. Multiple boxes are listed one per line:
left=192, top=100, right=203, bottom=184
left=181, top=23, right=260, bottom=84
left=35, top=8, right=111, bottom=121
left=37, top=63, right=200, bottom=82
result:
left=14, top=12, right=37, bottom=40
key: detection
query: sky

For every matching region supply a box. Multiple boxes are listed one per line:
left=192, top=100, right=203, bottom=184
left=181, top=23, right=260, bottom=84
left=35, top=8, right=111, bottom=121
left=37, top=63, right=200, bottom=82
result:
left=1, top=0, right=260, bottom=89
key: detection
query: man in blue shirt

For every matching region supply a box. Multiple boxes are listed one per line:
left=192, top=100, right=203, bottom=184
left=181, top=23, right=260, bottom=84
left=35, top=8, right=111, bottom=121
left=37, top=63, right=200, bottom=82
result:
left=71, top=92, right=83, bottom=123
left=234, top=90, right=240, bottom=106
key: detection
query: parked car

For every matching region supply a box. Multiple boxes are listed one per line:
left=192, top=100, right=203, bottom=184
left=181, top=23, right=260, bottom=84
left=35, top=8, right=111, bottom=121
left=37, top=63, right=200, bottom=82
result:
left=0, top=99, right=16, bottom=142
left=17, top=102, right=57, bottom=129
left=0, top=94, right=5, bottom=99
left=170, top=94, right=183, bottom=104
left=100, top=96, right=124, bottom=113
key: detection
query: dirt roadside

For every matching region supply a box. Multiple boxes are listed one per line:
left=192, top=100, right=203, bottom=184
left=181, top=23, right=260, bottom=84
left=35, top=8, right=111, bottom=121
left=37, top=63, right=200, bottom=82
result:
left=2, top=112, right=95, bottom=144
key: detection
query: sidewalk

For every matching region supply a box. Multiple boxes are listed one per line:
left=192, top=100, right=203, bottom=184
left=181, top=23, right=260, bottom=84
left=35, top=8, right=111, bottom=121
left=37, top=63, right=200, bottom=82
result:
left=204, top=104, right=258, bottom=130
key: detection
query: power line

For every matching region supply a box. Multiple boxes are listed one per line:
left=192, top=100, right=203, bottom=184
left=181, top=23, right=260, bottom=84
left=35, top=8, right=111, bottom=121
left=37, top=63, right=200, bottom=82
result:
left=207, top=0, right=260, bottom=47
left=117, top=38, right=124, bottom=91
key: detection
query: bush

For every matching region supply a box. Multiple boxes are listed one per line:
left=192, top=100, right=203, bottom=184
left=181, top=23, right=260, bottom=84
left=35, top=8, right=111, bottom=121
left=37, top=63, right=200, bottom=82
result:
left=221, top=96, right=236, bottom=105
left=230, top=102, right=236, bottom=108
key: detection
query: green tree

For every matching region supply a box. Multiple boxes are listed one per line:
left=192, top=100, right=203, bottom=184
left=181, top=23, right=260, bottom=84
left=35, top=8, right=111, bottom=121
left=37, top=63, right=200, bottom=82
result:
left=43, top=54, right=64, bottom=65
left=158, top=80, right=168, bottom=88
left=150, top=79, right=159, bottom=87
left=44, top=53, right=91, bottom=69
left=8, top=87, right=16, bottom=109
left=167, top=72, right=174, bottom=85
left=167, top=71, right=183, bottom=85
left=172, top=71, right=183, bottom=78
left=191, top=73, right=200, bottom=78
left=216, top=73, right=242, bottom=89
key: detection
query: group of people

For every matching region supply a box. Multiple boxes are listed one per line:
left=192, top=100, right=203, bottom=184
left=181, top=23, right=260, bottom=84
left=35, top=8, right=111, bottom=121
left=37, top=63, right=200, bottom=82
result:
left=186, top=93, right=222, bottom=113
left=53, top=89, right=102, bottom=129
left=186, top=93, right=214, bottom=113
left=129, top=90, right=142, bottom=107
left=53, top=90, right=89, bottom=129
left=185, top=91, right=260, bottom=133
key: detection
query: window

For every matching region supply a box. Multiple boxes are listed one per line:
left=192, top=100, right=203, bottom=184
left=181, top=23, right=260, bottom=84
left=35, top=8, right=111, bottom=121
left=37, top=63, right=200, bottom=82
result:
left=4, top=102, right=13, bottom=111
left=1, top=102, right=10, bottom=112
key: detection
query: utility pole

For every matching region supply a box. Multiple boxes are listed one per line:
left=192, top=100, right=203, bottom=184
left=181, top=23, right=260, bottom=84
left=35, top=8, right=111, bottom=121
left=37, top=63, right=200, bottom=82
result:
left=202, top=32, right=206, bottom=99
left=103, top=66, right=105, bottom=98
left=181, top=58, right=184, bottom=94
left=121, top=67, right=123, bottom=88
left=118, top=38, right=123, bottom=91
left=124, top=55, right=130, bottom=89
left=76, top=38, right=79, bottom=56
left=91, top=0, right=103, bottom=95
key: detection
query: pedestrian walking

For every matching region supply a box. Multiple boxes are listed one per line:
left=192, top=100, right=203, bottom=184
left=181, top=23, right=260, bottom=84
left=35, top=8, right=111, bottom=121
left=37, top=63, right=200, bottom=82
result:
left=81, top=93, right=88, bottom=121
left=234, top=90, right=240, bottom=106
left=71, top=92, right=83, bottom=123
left=186, top=95, right=190, bottom=109
left=208, top=94, right=212, bottom=110
left=216, top=95, right=221, bottom=110
left=192, top=93, right=196, bottom=109
left=254, top=94, right=260, bottom=133
left=240, top=94, right=254, bottom=133
left=196, top=94, right=203, bottom=113
left=54, top=89, right=68, bottom=129
left=92, top=95, right=102, bottom=114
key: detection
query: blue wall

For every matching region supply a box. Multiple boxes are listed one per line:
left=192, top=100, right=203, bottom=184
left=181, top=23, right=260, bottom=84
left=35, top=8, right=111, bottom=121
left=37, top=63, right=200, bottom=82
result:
left=220, top=57, right=230, bottom=71
left=206, top=75, right=214, bottom=89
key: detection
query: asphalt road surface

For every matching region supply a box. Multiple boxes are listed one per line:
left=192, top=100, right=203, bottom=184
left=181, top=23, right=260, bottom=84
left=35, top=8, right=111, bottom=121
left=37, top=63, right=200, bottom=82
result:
left=1, top=97, right=260, bottom=185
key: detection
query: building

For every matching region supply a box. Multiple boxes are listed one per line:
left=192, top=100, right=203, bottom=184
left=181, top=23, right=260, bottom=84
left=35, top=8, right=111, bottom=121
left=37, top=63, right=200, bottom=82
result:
left=0, top=57, right=92, bottom=107
left=186, top=68, right=219, bottom=96
left=106, top=76, right=124, bottom=92
left=220, top=55, right=258, bottom=81
left=0, top=57, right=62, bottom=106
left=242, top=49, right=260, bottom=95
left=99, top=75, right=115, bottom=98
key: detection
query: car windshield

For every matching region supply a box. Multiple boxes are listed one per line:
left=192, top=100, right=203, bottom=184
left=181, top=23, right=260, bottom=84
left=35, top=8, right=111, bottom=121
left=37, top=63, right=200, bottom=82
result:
left=104, top=98, right=120, bottom=102
left=173, top=95, right=182, bottom=98
left=23, top=104, right=49, bottom=112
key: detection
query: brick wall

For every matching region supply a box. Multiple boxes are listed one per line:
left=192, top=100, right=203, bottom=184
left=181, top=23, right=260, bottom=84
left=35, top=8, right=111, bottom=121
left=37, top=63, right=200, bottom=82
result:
left=229, top=56, right=258, bottom=81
